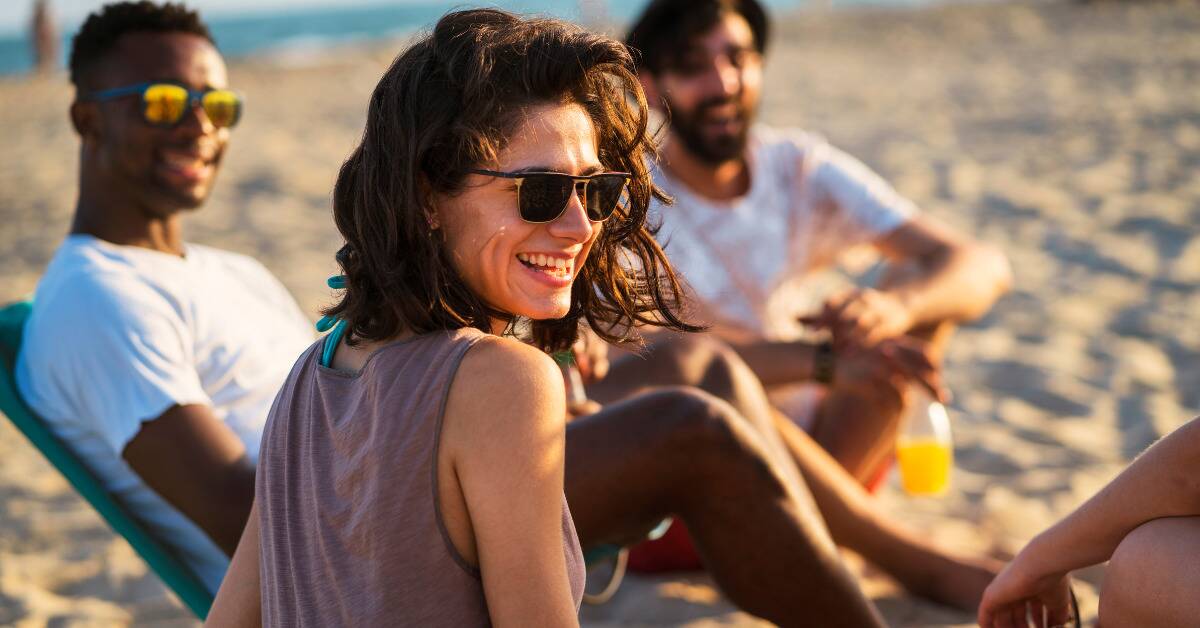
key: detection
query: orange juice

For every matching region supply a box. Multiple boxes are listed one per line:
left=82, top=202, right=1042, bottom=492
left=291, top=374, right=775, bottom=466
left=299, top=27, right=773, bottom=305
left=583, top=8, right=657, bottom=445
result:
left=896, top=438, right=953, bottom=496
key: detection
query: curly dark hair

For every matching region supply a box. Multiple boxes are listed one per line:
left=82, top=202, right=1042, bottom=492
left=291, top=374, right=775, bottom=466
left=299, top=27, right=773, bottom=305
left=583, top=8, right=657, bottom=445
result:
left=626, top=0, right=769, bottom=74
left=324, top=8, right=701, bottom=352
left=69, top=1, right=213, bottom=89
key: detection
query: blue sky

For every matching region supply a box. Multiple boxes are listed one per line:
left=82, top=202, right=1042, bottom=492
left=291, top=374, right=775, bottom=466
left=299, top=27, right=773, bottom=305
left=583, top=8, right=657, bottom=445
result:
left=0, top=0, right=412, bottom=34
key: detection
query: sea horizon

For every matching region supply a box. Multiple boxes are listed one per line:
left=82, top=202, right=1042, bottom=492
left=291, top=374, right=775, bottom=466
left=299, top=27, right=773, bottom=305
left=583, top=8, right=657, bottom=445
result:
left=0, top=0, right=962, bottom=77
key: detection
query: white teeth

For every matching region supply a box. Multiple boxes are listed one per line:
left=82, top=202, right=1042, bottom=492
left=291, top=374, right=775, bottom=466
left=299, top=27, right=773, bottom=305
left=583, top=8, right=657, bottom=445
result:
left=517, top=253, right=574, bottom=278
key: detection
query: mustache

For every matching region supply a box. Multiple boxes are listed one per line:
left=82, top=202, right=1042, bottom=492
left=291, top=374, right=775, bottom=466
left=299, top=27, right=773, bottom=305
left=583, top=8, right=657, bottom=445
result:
left=692, top=96, right=745, bottom=118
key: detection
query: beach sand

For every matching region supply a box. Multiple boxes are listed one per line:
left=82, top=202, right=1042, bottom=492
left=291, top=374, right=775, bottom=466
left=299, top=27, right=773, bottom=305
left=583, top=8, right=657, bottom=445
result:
left=1, top=1, right=1197, bottom=625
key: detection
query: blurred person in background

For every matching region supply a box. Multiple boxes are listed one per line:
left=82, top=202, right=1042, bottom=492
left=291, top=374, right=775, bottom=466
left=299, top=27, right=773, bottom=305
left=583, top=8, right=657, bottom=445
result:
left=16, top=1, right=313, bottom=595
left=31, top=0, right=59, bottom=73
left=573, top=0, right=1012, bottom=606
left=625, top=0, right=1012, bottom=487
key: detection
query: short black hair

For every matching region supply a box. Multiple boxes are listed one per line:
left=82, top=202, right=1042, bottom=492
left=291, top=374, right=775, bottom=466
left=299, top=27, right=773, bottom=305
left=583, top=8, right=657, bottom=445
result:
left=625, top=0, right=769, bottom=74
left=69, top=1, right=214, bottom=88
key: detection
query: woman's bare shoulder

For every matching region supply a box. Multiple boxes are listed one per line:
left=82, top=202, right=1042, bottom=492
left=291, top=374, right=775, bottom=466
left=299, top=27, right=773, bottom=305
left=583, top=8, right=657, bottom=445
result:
left=442, top=335, right=567, bottom=458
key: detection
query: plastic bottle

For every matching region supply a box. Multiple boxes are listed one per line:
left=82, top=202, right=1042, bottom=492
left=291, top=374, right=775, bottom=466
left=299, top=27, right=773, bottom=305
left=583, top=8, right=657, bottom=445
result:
left=895, top=390, right=954, bottom=496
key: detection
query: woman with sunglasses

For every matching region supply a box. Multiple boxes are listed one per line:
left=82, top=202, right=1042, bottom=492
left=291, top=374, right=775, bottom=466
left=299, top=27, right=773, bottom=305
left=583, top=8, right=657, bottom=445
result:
left=206, top=8, right=696, bottom=627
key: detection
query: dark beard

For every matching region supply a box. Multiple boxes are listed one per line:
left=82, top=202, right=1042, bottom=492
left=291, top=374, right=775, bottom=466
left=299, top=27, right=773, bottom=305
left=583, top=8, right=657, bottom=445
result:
left=664, top=94, right=751, bottom=166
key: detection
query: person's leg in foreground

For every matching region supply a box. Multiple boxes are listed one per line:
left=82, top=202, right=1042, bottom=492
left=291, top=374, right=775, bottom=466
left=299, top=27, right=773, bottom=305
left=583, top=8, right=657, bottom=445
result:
left=586, top=334, right=998, bottom=611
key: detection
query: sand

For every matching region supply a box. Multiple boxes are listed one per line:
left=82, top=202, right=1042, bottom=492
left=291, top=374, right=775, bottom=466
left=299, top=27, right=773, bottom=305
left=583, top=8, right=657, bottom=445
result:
left=1, top=0, right=1197, bottom=625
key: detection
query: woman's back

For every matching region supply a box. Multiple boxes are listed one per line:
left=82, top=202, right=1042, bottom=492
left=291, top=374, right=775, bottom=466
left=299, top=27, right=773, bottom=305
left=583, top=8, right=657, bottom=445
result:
left=256, top=328, right=584, bottom=626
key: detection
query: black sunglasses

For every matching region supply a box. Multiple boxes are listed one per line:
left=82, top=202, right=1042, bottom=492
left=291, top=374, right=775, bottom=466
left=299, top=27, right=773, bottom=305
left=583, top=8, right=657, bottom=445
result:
left=468, top=168, right=630, bottom=223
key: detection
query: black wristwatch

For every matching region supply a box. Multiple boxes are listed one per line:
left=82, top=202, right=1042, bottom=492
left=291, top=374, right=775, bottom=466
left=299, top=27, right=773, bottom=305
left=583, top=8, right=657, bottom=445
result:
left=813, top=340, right=835, bottom=385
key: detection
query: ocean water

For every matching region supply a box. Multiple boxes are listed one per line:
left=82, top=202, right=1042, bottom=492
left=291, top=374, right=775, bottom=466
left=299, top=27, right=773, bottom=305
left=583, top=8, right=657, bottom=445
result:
left=0, top=0, right=909, bottom=77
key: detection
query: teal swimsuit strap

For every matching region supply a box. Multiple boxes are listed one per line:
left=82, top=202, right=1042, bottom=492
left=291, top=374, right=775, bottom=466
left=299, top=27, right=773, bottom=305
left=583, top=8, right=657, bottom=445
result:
left=319, top=319, right=347, bottom=368
left=316, top=274, right=348, bottom=368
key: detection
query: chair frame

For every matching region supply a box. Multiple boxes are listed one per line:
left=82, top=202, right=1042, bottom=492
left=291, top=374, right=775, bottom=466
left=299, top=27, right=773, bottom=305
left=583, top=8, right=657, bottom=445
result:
left=0, top=300, right=214, bottom=619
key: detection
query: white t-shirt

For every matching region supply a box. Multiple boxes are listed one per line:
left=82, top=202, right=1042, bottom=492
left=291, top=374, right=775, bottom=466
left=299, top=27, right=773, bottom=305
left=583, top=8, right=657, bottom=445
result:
left=651, top=126, right=917, bottom=340
left=16, top=235, right=315, bottom=593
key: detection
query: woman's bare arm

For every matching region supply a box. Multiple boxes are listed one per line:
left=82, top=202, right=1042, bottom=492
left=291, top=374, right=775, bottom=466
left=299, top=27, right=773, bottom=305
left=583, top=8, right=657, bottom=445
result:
left=979, top=416, right=1200, bottom=626
left=444, top=338, right=580, bottom=628
left=205, top=498, right=262, bottom=628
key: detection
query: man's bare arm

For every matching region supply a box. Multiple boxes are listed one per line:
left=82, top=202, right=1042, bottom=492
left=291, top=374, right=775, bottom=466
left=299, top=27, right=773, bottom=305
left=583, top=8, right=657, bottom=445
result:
left=874, top=214, right=1012, bottom=329
left=122, top=404, right=256, bottom=556
left=803, top=215, right=1011, bottom=349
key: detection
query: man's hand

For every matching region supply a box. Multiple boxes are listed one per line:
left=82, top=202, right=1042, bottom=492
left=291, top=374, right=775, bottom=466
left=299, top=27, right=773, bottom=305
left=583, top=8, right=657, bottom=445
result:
left=836, top=336, right=948, bottom=403
left=802, top=288, right=914, bottom=348
left=571, top=327, right=610, bottom=383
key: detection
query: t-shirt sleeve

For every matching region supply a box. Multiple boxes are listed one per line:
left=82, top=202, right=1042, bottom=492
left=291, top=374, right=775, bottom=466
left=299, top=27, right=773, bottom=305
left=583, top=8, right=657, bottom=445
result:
left=798, top=135, right=918, bottom=258
left=47, top=277, right=211, bottom=455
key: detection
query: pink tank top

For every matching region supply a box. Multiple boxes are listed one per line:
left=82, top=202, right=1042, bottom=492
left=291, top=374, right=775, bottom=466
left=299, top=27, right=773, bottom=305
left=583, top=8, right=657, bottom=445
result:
left=256, top=328, right=585, bottom=626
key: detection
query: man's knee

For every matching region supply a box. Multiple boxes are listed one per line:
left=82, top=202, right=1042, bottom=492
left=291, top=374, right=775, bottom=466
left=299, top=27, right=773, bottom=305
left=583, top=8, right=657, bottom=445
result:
left=651, top=334, right=753, bottom=394
left=649, top=386, right=783, bottom=488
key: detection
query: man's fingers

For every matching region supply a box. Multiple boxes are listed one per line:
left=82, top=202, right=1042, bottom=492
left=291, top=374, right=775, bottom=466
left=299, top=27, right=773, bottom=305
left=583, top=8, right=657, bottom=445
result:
left=590, top=355, right=610, bottom=382
left=880, top=344, right=947, bottom=401
left=573, top=352, right=592, bottom=380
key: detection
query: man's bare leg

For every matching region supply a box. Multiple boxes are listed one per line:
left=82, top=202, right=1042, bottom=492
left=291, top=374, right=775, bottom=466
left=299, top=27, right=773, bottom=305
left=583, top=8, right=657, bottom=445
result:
left=589, top=335, right=998, bottom=611
left=565, top=388, right=884, bottom=627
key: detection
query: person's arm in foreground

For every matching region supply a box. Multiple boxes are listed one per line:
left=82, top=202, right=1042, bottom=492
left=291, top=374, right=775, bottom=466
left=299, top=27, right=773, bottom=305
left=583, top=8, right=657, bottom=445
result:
left=807, top=215, right=1012, bottom=348
left=447, top=339, right=580, bottom=628
left=123, top=404, right=256, bottom=555
left=978, top=416, right=1200, bottom=627
left=205, top=498, right=262, bottom=627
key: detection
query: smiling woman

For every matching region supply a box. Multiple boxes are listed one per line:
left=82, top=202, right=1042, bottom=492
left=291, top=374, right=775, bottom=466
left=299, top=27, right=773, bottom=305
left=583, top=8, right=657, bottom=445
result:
left=322, top=7, right=698, bottom=353
left=205, top=8, right=699, bottom=628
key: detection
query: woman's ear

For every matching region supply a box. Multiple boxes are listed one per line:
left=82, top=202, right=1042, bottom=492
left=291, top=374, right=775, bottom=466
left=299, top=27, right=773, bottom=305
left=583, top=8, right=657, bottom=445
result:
left=416, top=175, right=440, bottom=230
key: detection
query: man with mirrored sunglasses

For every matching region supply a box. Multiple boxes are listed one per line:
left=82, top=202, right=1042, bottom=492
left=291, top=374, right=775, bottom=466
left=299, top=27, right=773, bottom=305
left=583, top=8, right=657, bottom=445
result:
left=15, top=2, right=312, bottom=595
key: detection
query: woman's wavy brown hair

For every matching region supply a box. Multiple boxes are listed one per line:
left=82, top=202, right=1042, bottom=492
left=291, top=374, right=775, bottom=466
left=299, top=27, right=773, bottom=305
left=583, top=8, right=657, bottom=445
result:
left=324, top=8, right=700, bottom=352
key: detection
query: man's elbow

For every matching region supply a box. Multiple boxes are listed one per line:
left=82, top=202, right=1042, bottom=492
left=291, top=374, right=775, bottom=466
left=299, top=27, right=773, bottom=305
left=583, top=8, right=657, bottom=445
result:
left=209, top=465, right=256, bottom=556
left=972, top=241, right=1012, bottom=299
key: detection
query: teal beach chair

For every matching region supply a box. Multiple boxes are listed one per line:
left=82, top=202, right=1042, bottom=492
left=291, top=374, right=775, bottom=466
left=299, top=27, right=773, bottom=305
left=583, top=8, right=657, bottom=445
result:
left=0, top=300, right=214, bottom=619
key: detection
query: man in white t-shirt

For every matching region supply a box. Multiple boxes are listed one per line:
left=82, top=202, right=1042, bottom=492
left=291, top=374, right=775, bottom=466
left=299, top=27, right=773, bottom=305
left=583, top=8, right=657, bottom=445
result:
left=15, top=3, right=313, bottom=593
left=623, top=0, right=1012, bottom=484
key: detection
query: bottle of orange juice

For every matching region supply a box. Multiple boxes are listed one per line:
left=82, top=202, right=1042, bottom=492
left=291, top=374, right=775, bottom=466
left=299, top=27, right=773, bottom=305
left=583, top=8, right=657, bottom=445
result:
left=895, top=391, right=954, bottom=496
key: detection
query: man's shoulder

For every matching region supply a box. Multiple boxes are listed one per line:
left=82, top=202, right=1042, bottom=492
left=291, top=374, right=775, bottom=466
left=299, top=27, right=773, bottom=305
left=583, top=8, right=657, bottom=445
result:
left=185, top=243, right=285, bottom=286
left=32, top=239, right=188, bottom=332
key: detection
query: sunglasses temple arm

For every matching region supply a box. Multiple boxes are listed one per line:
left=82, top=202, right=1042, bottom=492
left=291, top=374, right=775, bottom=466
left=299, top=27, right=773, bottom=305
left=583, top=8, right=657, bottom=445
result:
left=82, top=82, right=151, bottom=102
